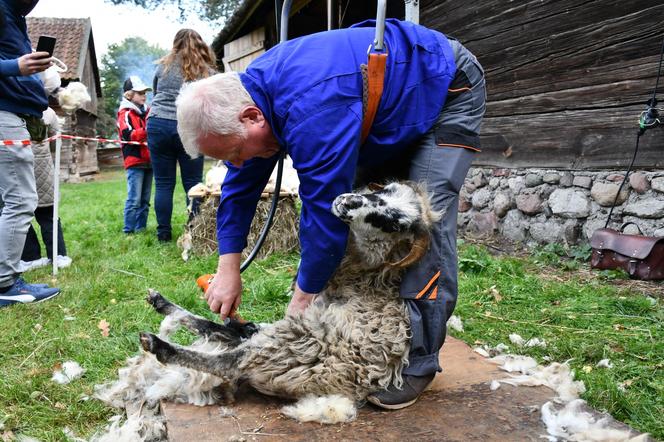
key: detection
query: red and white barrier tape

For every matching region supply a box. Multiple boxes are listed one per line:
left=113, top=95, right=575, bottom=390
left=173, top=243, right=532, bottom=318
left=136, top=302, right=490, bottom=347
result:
left=2, top=133, right=147, bottom=146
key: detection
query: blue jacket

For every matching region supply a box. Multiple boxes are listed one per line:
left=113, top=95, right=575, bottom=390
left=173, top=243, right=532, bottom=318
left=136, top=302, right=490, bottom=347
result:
left=218, top=19, right=456, bottom=293
left=0, top=0, right=48, bottom=117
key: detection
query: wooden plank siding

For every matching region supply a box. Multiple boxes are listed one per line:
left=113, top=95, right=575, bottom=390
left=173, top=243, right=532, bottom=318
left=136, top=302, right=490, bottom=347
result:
left=421, top=0, right=664, bottom=169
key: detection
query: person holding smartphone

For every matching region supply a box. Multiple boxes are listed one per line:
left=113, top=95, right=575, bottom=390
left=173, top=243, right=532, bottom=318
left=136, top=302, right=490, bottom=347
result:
left=0, top=0, right=61, bottom=307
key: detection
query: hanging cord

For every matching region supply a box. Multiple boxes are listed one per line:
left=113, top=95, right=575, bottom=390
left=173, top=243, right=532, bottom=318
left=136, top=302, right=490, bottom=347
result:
left=604, top=35, right=664, bottom=229
left=240, top=0, right=290, bottom=273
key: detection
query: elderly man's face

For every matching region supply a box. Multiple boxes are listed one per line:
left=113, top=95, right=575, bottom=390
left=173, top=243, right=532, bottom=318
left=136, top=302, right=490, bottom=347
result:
left=197, top=106, right=280, bottom=167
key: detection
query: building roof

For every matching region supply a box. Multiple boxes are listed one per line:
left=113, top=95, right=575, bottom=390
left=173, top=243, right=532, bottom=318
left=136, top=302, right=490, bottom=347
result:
left=26, top=17, right=101, bottom=96
left=212, top=0, right=268, bottom=55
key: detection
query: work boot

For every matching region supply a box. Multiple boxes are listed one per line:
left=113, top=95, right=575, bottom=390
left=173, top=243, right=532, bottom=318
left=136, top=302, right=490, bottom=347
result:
left=366, top=373, right=435, bottom=410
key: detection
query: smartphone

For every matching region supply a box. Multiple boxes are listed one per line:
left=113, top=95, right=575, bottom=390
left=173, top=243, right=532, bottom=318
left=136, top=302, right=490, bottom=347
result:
left=36, top=35, right=56, bottom=57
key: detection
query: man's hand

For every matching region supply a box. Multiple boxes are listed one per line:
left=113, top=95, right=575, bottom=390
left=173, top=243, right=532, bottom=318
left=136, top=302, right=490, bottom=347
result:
left=18, top=52, right=53, bottom=76
left=286, top=283, right=316, bottom=317
left=205, top=253, right=242, bottom=320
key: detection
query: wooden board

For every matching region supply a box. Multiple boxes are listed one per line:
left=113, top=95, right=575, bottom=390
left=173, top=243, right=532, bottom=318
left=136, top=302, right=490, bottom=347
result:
left=420, top=0, right=664, bottom=169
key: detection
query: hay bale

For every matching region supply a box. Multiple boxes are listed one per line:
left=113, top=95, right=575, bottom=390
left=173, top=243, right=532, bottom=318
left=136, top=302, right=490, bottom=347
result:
left=181, top=194, right=300, bottom=261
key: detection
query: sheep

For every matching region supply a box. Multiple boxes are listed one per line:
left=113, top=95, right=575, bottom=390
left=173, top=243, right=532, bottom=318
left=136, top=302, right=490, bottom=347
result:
left=105, top=181, right=440, bottom=427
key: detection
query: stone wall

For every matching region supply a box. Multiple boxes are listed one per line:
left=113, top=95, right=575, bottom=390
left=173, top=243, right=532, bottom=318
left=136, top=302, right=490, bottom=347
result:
left=458, top=168, right=664, bottom=245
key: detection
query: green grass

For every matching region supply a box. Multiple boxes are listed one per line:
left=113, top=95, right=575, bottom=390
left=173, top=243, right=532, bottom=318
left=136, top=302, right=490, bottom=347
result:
left=0, top=171, right=661, bottom=440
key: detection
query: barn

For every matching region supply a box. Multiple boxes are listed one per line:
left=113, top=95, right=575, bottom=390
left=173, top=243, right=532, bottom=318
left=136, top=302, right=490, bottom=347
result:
left=213, top=1, right=664, bottom=243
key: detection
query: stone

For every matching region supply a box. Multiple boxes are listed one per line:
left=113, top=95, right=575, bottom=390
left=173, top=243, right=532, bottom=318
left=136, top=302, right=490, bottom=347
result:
left=458, top=198, right=472, bottom=213
left=515, top=193, right=542, bottom=215
left=651, top=176, right=664, bottom=193
left=467, top=211, right=498, bottom=236
left=622, top=224, right=642, bottom=235
left=559, top=172, right=574, bottom=187
left=629, top=173, right=650, bottom=194
left=590, top=182, right=630, bottom=207
left=471, top=173, right=487, bottom=189
left=529, top=221, right=565, bottom=244
left=501, top=210, right=527, bottom=242
left=543, top=173, right=560, bottom=184
left=654, top=228, right=664, bottom=237
left=573, top=175, right=592, bottom=189
left=564, top=222, right=582, bottom=244
left=488, top=177, right=501, bottom=189
left=549, top=189, right=591, bottom=218
left=525, top=173, right=543, bottom=187
left=583, top=217, right=608, bottom=241
left=623, top=199, right=664, bottom=218
left=507, top=176, right=525, bottom=194
left=493, top=192, right=512, bottom=218
left=471, top=187, right=493, bottom=209
left=492, top=168, right=510, bottom=177
left=606, top=173, right=625, bottom=183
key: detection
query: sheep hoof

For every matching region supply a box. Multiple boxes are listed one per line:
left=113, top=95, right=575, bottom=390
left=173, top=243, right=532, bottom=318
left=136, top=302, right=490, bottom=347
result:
left=146, top=289, right=176, bottom=315
left=140, top=332, right=176, bottom=363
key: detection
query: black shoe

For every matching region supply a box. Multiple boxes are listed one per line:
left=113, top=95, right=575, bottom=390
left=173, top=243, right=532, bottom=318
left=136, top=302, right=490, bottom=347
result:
left=366, top=373, right=435, bottom=410
left=157, top=232, right=172, bottom=242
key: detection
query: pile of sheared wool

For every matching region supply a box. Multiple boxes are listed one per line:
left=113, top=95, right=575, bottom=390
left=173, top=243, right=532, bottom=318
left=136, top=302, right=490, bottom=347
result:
left=541, top=399, right=649, bottom=442
left=489, top=354, right=586, bottom=402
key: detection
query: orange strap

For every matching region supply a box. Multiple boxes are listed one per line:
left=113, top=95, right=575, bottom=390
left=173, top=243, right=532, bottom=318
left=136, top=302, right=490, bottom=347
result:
left=361, top=52, right=387, bottom=144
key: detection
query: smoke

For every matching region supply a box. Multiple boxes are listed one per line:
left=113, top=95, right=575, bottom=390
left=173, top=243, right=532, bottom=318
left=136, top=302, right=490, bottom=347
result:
left=112, top=51, right=159, bottom=103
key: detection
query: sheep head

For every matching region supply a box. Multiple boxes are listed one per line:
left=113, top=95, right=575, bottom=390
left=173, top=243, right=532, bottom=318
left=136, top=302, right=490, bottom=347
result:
left=332, top=181, right=439, bottom=269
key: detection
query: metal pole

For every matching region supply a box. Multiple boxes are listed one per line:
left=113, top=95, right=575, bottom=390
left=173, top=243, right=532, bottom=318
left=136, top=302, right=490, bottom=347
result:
left=404, top=0, right=420, bottom=24
left=280, top=0, right=293, bottom=43
left=374, top=0, right=387, bottom=51
left=52, top=133, right=61, bottom=276
left=327, top=0, right=333, bottom=30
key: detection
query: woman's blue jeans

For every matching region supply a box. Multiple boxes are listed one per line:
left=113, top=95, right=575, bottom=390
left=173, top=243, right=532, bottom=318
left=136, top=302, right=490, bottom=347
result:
left=124, top=167, right=153, bottom=233
left=146, top=117, right=204, bottom=239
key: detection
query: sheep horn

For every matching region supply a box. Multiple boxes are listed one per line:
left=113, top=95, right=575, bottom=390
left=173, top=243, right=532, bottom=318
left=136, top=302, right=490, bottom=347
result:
left=390, top=232, right=429, bottom=268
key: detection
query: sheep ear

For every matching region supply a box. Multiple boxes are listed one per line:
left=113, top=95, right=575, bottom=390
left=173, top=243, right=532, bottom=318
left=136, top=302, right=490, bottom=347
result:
left=390, top=223, right=429, bottom=268
left=367, top=182, right=384, bottom=192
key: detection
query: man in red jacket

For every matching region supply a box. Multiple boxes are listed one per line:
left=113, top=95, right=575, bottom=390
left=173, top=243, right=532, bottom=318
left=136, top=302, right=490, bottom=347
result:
left=117, top=76, right=152, bottom=234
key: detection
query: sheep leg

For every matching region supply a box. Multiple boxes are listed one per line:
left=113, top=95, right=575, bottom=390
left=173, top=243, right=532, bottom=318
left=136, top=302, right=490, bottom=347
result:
left=147, top=289, right=258, bottom=344
left=139, top=332, right=245, bottom=378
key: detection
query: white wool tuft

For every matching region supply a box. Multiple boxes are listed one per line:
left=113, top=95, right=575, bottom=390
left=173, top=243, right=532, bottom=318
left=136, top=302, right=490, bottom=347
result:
left=57, top=82, right=91, bottom=113
left=446, top=315, right=464, bottom=332
left=541, top=400, right=648, bottom=442
left=490, top=354, right=538, bottom=374
left=90, top=412, right=166, bottom=442
left=525, top=338, right=547, bottom=348
left=52, top=361, right=85, bottom=384
left=473, top=347, right=490, bottom=357
left=509, top=333, right=526, bottom=346
left=281, top=395, right=357, bottom=424
left=491, top=356, right=586, bottom=403
left=490, top=380, right=501, bottom=391
left=596, top=359, right=613, bottom=369
left=474, top=343, right=509, bottom=358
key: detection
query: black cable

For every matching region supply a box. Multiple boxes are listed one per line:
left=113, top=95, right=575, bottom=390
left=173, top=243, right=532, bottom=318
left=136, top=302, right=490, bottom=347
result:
left=240, top=0, right=288, bottom=273
left=240, top=152, right=285, bottom=272
left=605, top=35, right=664, bottom=229
left=604, top=132, right=641, bottom=229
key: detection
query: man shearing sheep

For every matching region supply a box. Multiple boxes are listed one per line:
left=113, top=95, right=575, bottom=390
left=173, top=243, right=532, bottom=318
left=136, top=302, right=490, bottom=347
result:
left=176, top=18, right=485, bottom=409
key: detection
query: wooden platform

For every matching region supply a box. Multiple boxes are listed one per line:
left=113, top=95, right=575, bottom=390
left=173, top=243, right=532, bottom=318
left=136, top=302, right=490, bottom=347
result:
left=162, top=337, right=644, bottom=441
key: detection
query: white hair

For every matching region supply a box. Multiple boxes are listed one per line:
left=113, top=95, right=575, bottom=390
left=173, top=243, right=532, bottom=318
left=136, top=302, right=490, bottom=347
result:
left=176, top=72, right=255, bottom=158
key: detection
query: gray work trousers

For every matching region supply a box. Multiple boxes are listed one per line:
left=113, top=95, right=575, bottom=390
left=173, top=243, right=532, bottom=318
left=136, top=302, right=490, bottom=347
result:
left=0, top=110, right=39, bottom=288
left=358, top=39, right=486, bottom=376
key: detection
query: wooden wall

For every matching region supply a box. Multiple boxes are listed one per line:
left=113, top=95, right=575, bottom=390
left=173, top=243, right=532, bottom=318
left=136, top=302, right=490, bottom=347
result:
left=421, top=0, right=664, bottom=169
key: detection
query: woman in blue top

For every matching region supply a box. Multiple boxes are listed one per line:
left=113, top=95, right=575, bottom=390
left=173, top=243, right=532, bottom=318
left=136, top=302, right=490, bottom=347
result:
left=176, top=19, right=486, bottom=409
